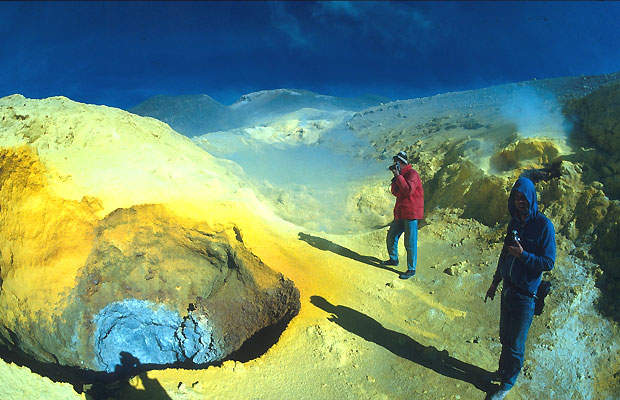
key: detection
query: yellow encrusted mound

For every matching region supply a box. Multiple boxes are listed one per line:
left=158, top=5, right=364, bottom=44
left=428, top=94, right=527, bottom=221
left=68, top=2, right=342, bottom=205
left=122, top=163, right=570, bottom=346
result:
left=0, top=147, right=99, bottom=332
left=490, top=138, right=561, bottom=172
left=0, top=95, right=300, bottom=373
left=0, top=94, right=255, bottom=218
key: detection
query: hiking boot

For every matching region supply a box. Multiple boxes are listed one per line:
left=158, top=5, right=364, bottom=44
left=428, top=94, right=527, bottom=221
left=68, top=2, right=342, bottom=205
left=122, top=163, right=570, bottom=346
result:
left=381, top=259, right=398, bottom=266
left=399, top=269, right=415, bottom=279
left=488, top=388, right=510, bottom=400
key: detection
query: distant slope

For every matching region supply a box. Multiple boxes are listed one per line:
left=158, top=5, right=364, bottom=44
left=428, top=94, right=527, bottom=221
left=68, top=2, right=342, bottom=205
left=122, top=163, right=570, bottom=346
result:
left=345, top=71, right=620, bottom=156
left=128, top=89, right=390, bottom=137
left=128, top=94, right=233, bottom=137
left=230, top=89, right=390, bottom=118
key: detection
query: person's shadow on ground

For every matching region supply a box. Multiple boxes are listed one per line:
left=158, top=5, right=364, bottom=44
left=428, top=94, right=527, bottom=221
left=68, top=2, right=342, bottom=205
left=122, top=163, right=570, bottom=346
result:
left=311, top=296, right=495, bottom=394
left=86, top=352, right=172, bottom=400
left=298, top=232, right=401, bottom=275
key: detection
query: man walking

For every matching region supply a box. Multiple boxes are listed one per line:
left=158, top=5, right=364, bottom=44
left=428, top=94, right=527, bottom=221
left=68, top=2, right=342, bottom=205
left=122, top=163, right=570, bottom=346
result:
left=381, top=151, right=424, bottom=279
left=484, top=176, right=556, bottom=399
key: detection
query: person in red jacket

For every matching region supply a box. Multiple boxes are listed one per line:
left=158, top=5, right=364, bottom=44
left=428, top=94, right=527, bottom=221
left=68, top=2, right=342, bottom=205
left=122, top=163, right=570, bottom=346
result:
left=381, top=151, right=424, bottom=279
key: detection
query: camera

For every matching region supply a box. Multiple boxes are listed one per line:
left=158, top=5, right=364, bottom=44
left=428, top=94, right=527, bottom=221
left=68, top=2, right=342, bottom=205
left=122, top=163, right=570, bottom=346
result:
left=388, top=163, right=400, bottom=173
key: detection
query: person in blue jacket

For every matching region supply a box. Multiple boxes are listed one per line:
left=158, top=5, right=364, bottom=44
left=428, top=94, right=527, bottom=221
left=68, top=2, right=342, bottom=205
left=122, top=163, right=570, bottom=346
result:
left=484, top=176, right=556, bottom=400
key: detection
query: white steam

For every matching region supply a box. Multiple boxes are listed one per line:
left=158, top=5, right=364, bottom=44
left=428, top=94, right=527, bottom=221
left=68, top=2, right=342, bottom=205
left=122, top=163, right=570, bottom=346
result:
left=194, top=114, right=385, bottom=233
left=500, top=86, right=572, bottom=140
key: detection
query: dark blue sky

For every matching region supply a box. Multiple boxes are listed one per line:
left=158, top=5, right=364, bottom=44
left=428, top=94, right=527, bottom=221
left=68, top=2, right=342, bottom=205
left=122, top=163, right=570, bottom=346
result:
left=1, top=1, right=619, bottom=109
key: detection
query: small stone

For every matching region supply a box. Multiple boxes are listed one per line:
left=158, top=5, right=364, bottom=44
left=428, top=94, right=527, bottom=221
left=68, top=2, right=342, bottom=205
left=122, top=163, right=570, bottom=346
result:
left=593, top=268, right=604, bottom=279
left=128, top=376, right=142, bottom=389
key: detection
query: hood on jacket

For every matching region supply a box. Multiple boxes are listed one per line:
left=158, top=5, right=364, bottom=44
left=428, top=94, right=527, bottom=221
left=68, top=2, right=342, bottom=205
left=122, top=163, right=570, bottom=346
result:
left=508, top=177, right=538, bottom=222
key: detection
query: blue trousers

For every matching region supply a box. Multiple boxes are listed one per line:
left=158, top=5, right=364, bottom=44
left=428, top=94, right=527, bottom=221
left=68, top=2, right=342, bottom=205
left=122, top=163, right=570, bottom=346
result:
left=498, top=287, right=535, bottom=390
left=386, top=219, right=418, bottom=272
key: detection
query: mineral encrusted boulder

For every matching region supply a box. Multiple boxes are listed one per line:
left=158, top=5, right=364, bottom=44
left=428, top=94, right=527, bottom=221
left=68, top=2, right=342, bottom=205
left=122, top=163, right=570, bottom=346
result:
left=61, top=204, right=301, bottom=372
left=3, top=201, right=300, bottom=372
left=0, top=147, right=299, bottom=371
left=0, top=96, right=301, bottom=373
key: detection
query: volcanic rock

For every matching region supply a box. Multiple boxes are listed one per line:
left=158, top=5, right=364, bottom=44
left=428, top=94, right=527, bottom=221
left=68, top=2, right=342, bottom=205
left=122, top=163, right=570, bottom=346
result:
left=0, top=184, right=300, bottom=372
left=0, top=96, right=300, bottom=373
left=60, top=204, right=300, bottom=372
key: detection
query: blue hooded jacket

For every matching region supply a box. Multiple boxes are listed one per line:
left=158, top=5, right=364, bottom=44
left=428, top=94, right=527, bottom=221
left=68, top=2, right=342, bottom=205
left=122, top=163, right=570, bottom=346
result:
left=493, top=177, right=556, bottom=296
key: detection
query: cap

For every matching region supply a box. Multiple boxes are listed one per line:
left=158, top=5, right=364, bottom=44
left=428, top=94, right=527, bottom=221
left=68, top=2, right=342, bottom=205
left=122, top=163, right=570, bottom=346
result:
left=393, top=151, right=408, bottom=164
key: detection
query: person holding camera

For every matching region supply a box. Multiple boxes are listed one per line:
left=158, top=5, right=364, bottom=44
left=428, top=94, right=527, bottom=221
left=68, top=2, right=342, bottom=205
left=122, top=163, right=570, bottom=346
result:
left=484, top=176, right=556, bottom=400
left=381, top=151, right=424, bottom=279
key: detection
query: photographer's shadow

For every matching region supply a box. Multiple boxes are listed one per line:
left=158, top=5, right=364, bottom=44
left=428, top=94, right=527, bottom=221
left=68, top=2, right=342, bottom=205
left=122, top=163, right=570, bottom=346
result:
left=86, top=352, right=172, bottom=400
left=298, top=232, right=400, bottom=275
left=311, top=296, right=494, bottom=394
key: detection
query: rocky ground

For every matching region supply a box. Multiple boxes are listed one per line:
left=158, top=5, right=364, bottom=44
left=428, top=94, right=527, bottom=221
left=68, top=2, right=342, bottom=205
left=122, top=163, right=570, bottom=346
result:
left=1, top=72, right=619, bottom=400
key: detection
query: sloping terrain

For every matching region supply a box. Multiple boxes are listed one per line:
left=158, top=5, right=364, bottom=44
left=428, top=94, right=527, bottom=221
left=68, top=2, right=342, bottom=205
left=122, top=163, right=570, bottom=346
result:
left=128, top=94, right=233, bottom=137
left=129, top=89, right=390, bottom=137
left=1, top=72, right=619, bottom=400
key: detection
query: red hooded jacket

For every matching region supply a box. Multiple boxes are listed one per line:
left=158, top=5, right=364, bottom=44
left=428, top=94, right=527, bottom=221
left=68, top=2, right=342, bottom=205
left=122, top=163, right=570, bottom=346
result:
left=391, top=164, right=424, bottom=220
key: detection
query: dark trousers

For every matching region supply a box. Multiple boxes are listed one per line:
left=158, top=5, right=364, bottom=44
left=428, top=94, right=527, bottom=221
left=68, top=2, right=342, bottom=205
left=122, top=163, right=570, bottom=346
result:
left=498, top=287, right=535, bottom=390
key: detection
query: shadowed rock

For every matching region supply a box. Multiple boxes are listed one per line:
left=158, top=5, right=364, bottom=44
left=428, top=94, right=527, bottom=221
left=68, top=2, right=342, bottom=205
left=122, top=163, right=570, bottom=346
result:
left=0, top=197, right=299, bottom=372
left=60, top=204, right=301, bottom=372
